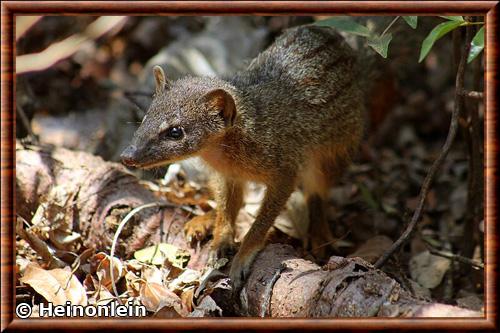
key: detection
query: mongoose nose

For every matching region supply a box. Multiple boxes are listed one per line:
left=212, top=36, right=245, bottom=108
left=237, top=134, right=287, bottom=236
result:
left=121, top=145, right=138, bottom=166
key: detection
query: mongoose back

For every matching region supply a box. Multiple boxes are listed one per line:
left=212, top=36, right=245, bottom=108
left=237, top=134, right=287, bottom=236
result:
left=121, top=25, right=364, bottom=292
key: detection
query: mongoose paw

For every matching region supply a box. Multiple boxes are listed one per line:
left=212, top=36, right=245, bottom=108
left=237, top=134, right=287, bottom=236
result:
left=229, top=247, right=260, bottom=295
left=183, top=213, right=215, bottom=247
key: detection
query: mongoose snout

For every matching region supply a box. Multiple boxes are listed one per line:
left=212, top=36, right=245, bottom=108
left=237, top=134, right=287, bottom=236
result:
left=120, top=145, right=139, bottom=167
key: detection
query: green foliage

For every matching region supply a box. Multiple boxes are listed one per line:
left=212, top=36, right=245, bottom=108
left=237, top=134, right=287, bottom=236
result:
left=315, top=16, right=371, bottom=37
left=439, top=16, right=464, bottom=21
left=418, top=20, right=464, bottom=62
left=468, top=26, right=485, bottom=63
left=315, top=16, right=391, bottom=57
left=367, top=34, right=393, bottom=58
left=403, top=16, right=418, bottom=29
left=315, top=15, right=484, bottom=65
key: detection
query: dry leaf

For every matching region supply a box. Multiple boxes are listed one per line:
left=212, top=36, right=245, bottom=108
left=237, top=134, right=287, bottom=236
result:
left=95, top=286, right=115, bottom=305
left=16, top=218, right=66, bottom=269
left=189, top=295, right=222, bottom=317
left=139, top=281, right=184, bottom=315
left=168, top=268, right=201, bottom=292
left=134, top=243, right=190, bottom=268
left=180, top=288, right=195, bottom=313
left=409, top=250, right=451, bottom=289
left=124, top=271, right=142, bottom=297
left=348, top=235, right=393, bottom=263
left=93, top=252, right=124, bottom=290
left=142, top=265, right=163, bottom=285
left=20, top=263, right=87, bottom=305
left=48, top=229, right=81, bottom=250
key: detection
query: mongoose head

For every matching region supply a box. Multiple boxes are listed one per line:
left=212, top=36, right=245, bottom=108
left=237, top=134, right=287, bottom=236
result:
left=121, top=66, right=237, bottom=168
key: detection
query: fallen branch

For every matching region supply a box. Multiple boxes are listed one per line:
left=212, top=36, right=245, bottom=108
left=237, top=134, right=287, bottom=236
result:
left=208, top=244, right=481, bottom=317
left=374, top=23, right=473, bottom=269
left=428, top=248, right=484, bottom=270
left=16, top=16, right=127, bottom=74
left=16, top=105, right=38, bottom=143
left=16, top=16, right=42, bottom=41
left=460, top=90, right=484, bottom=100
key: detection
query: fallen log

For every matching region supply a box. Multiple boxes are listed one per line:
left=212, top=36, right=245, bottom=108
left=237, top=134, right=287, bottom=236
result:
left=231, top=244, right=482, bottom=317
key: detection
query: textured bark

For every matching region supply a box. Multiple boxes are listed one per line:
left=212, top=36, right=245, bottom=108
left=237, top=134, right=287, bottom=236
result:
left=231, top=244, right=482, bottom=317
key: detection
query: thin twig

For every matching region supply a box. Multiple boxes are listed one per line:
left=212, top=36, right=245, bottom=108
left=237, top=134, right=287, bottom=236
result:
left=422, top=235, right=484, bottom=269
left=460, top=90, right=484, bottom=100
left=260, top=264, right=285, bottom=317
left=16, top=215, right=66, bottom=269
left=16, top=16, right=127, bottom=74
left=16, top=16, right=42, bottom=41
left=16, top=105, right=38, bottom=143
left=109, top=202, right=173, bottom=301
left=461, top=22, right=485, bottom=267
left=374, top=25, right=473, bottom=269
left=429, top=248, right=484, bottom=270
left=381, top=16, right=400, bottom=37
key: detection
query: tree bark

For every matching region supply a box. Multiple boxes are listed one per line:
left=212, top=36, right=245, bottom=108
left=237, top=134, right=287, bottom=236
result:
left=222, top=244, right=481, bottom=317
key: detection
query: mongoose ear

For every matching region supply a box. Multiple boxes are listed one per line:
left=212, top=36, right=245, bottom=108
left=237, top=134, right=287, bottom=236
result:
left=203, top=89, right=236, bottom=127
left=153, top=65, right=170, bottom=94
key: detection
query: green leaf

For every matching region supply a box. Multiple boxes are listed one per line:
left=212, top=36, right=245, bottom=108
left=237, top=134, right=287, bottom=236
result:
left=315, top=16, right=372, bottom=37
left=403, top=16, right=418, bottom=29
left=367, top=33, right=393, bottom=58
left=468, top=26, right=485, bottom=63
left=419, top=20, right=464, bottom=62
left=134, top=243, right=190, bottom=267
left=440, top=16, right=465, bottom=22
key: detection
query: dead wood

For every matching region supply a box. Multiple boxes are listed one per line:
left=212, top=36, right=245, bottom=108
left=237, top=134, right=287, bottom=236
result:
left=218, top=244, right=482, bottom=317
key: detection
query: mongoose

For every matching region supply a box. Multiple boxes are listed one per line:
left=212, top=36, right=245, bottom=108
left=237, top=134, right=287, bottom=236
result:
left=121, top=25, right=364, bottom=292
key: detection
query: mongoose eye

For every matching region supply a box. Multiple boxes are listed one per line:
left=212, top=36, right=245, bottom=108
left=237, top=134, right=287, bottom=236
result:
left=164, top=126, right=184, bottom=140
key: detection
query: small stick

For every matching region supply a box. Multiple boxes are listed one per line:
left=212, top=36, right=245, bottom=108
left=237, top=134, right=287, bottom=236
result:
left=460, top=90, right=484, bottom=100
left=16, top=105, right=38, bottom=143
left=374, top=24, right=473, bottom=269
left=109, top=202, right=175, bottom=301
left=429, top=248, right=484, bottom=270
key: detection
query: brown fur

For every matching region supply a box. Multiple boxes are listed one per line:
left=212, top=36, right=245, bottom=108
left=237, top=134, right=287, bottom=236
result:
left=121, top=25, right=365, bottom=291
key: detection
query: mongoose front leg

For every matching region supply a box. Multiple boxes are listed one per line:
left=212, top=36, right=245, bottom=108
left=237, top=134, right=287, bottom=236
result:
left=209, top=178, right=244, bottom=264
left=230, top=178, right=295, bottom=293
left=184, top=210, right=216, bottom=246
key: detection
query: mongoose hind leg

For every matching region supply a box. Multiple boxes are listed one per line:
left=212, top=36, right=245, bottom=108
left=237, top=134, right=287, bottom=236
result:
left=302, top=147, right=349, bottom=260
left=208, top=178, right=245, bottom=265
left=307, top=194, right=336, bottom=260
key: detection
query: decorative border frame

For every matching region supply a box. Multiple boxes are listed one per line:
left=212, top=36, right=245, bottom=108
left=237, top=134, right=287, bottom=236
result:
left=1, top=1, right=497, bottom=331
